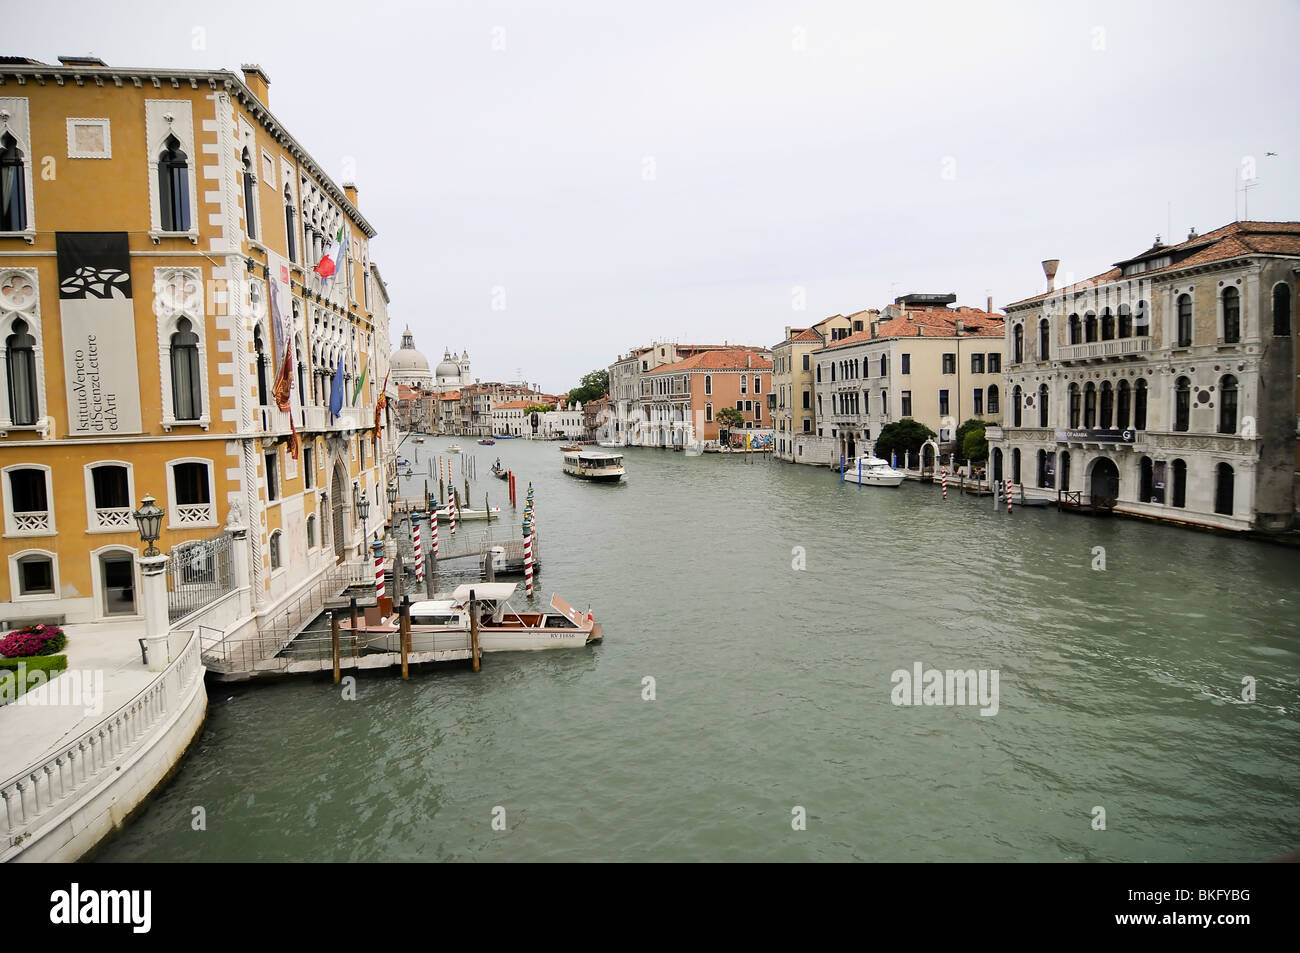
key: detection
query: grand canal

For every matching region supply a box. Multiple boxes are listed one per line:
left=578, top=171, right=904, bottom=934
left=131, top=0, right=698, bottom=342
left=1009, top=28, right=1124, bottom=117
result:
left=97, top=438, right=1300, bottom=862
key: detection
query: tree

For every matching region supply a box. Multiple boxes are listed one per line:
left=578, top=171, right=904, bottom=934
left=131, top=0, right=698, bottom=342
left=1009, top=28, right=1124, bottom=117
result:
left=715, top=406, right=744, bottom=442
left=567, top=369, right=610, bottom=405
left=873, top=418, right=936, bottom=464
left=955, top=418, right=987, bottom=462
left=524, top=403, right=554, bottom=415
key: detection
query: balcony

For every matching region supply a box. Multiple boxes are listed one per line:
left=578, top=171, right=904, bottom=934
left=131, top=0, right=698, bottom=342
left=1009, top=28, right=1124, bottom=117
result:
left=12, top=511, right=51, bottom=534
left=175, top=503, right=215, bottom=525
left=1057, top=337, right=1151, bottom=364
left=92, top=506, right=133, bottom=530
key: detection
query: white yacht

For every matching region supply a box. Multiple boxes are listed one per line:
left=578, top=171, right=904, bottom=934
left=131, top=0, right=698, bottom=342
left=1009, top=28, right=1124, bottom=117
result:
left=562, top=449, right=625, bottom=482
left=843, top=455, right=905, bottom=487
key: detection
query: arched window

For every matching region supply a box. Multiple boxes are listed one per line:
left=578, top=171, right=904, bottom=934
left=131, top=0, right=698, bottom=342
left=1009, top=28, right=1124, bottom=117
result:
left=830, top=363, right=836, bottom=382
left=254, top=326, right=268, bottom=407
left=1099, top=381, right=1113, bottom=429
left=170, top=317, right=202, bottom=420
left=158, top=134, right=191, bottom=232
left=1037, top=448, right=1053, bottom=488
left=880, top=354, right=888, bottom=377
left=1174, top=376, right=1190, bottom=432
left=1038, top=383, right=1049, bottom=427
left=306, top=514, right=317, bottom=549
left=1116, top=380, right=1131, bottom=430
left=1011, top=385, right=1022, bottom=427
left=1084, top=311, right=1098, bottom=343
left=1140, top=456, right=1156, bottom=503
left=1171, top=459, right=1187, bottom=508
left=1134, top=379, right=1148, bottom=429
left=1068, top=383, right=1081, bottom=428
left=1083, top=382, right=1096, bottom=428
left=284, top=185, right=297, bottom=263
left=1214, top=463, right=1234, bottom=515
left=1013, top=324, right=1024, bottom=363
left=987, top=384, right=999, bottom=415
left=242, top=148, right=257, bottom=240
left=1011, top=447, right=1021, bottom=484
left=1101, top=308, right=1115, bottom=341
left=1039, top=318, right=1050, bottom=360
left=1118, top=304, right=1132, bottom=338
left=0, top=132, right=28, bottom=232
left=816, top=365, right=821, bottom=383
left=1068, top=313, right=1081, bottom=345
left=1273, top=283, right=1291, bottom=337
left=1221, top=287, right=1240, bottom=344
left=269, top=530, right=282, bottom=570
left=1176, top=294, right=1192, bottom=347
left=296, top=338, right=306, bottom=403
left=1059, top=450, right=1070, bottom=491
left=705, top=402, right=712, bottom=422
left=704, top=374, right=711, bottom=395
left=5, top=318, right=37, bottom=425
left=1218, top=374, right=1238, bottom=434
left=1134, top=300, right=1150, bottom=337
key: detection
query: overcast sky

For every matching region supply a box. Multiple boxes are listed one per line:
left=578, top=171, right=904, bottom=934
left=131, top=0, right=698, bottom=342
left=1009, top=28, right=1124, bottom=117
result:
left=14, top=1, right=1300, bottom=391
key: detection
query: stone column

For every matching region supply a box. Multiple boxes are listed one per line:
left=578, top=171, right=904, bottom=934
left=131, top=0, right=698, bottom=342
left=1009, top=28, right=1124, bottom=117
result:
left=138, top=554, right=171, bottom=672
left=229, top=525, right=251, bottom=615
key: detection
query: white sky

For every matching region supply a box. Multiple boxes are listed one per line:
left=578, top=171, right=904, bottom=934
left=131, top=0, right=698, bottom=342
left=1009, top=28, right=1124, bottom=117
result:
left=13, top=0, right=1300, bottom=392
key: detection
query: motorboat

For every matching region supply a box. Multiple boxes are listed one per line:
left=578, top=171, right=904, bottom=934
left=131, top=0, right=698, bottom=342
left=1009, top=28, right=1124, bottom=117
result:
left=562, top=449, right=625, bottom=482
left=415, top=436, right=425, bottom=444
left=447, top=444, right=463, bottom=453
left=559, top=443, right=581, bottom=452
left=478, top=438, right=496, bottom=446
left=843, top=455, right=905, bottom=487
left=345, top=584, right=603, bottom=653
left=433, top=502, right=501, bottom=521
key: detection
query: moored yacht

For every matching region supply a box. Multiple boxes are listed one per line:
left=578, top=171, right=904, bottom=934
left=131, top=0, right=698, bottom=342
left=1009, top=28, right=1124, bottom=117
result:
left=844, top=455, right=905, bottom=487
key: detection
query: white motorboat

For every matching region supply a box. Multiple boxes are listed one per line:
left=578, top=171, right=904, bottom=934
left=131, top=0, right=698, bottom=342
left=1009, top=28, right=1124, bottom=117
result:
left=562, top=449, right=625, bottom=482
left=843, top=455, right=905, bottom=487
left=346, top=584, right=602, bottom=653
left=447, top=444, right=463, bottom=453
left=433, top=502, right=500, bottom=521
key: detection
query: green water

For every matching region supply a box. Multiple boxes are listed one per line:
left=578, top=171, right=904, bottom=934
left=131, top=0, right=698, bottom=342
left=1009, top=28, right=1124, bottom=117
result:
left=95, top=438, right=1300, bottom=861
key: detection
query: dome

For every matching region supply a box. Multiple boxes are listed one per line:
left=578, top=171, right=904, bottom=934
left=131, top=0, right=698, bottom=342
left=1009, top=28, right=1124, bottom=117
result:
left=391, top=327, right=431, bottom=386
left=435, top=348, right=461, bottom=382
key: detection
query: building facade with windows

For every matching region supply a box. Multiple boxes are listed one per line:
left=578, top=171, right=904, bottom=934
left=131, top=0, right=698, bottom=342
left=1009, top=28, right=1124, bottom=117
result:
left=771, top=313, right=859, bottom=462
left=640, top=348, right=773, bottom=447
left=812, top=295, right=1005, bottom=462
left=0, top=57, right=394, bottom=625
left=988, top=222, right=1300, bottom=532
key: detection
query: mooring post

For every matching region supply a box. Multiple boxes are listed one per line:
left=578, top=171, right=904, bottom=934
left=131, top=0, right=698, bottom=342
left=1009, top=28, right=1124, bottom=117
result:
left=468, top=588, right=481, bottom=672
left=330, top=608, right=341, bottom=684
left=349, top=595, right=359, bottom=645
left=399, top=594, right=411, bottom=679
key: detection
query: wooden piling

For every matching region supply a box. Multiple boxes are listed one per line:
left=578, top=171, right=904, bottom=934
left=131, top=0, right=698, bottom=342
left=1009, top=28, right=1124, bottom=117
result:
left=399, top=595, right=411, bottom=679
left=469, top=588, right=481, bottom=672
left=330, top=608, right=341, bottom=684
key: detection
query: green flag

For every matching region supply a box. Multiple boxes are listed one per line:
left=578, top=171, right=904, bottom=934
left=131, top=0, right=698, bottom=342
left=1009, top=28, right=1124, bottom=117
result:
left=352, top=358, right=368, bottom=406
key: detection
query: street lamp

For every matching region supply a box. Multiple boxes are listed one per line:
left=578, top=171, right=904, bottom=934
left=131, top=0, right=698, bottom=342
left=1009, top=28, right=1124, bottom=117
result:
left=387, top=479, right=398, bottom=524
left=133, top=494, right=165, bottom=557
left=357, top=487, right=370, bottom=542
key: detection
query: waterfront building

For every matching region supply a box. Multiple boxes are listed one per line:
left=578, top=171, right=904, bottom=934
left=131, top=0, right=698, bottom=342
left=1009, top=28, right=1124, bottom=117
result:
left=641, top=348, right=773, bottom=447
left=584, top=394, right=609, bottom=439
left=539, top=401, right=584, bottom=439
left=491, top=399, right=531, bottom=436
left=812, top=295, right=1005, bottom=463
left=437, top=391, right=461, bottom=434
left=772, top=313, right=859, bottom=462
left=0, top=57, right=395, bottom=625
left=988, top=222, right=1300, bottom=531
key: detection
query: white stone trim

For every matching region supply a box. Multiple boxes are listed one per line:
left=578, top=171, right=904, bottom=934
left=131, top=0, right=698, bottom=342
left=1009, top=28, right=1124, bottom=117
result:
left=7, top=547, right=59, bottom=601
left=82, top=459, right=137, bottom=535
left=164, top=456, right=218, bottom=529
left=88, top=544, right=142, bottom=620
left=2, top=462, right=54, bottom=537
left=0, top=267, right=46, bottom=433
left=144, top=99, right=200, bottom=243
left=0, top=97, right=36, bottom=241
left=65, top=117, right=112, bottom=159
left=153, top=267, right=211, bottom=431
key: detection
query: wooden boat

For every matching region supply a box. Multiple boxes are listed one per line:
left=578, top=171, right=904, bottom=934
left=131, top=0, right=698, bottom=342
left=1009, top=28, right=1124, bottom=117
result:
left=415, top=436, right=425, bottom=443
left=559, top=443, right=581, bottom=452
left=562, top=449, right=625, bottom=482
left=491, top=458, right=509, bottom=480
left=345, top=584, right=603, bottom=653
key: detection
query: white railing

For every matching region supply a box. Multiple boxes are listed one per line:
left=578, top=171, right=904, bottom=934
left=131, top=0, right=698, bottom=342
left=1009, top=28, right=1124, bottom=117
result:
left=0, top=631, right=204, bottom=855
left=1058, top=337, right=1151, bottom=362
left=93, top=507, right=133, bottom=530
left=12, top=512, right=50, bottom=533
left=175, top=503, right=214, bottom=524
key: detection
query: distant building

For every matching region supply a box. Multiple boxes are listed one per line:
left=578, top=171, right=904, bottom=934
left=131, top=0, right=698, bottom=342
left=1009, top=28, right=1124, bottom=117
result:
left=491, top=400, right=531, bottom=437
left=989, top=221, right=1300, bottom=531
left=641, top=348, right=774, bottom=447
left=772, top=313, right=859, bottom=462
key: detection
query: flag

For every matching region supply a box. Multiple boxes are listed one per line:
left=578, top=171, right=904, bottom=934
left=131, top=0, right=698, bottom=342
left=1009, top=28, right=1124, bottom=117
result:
left=314, top=227, right=343, bottom=279
left=352, top=357, right=368, bottom=406
left=373, top=371, right=390, bottom=452
left=329, top=357, right=344, bottom=420
left=268, top=276, right=299, bottom=459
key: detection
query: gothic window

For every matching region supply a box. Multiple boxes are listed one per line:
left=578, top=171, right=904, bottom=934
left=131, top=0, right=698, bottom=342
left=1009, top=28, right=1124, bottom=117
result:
left=170, top=317, right=202, bottom=420
left=0, top=132, right=27, bottom=232
left=1176, top=294, right=1192, bottom=347
left=5, top=318, right=37, bottom=425
left=242, top=148, right=257, bottom=240
left=1222, top=287, right=1240, bottom=344
left=1174, top=377, right=1191, bottom=432
left=158, top=134, right=191, bottom=232
left=1218, top=375, right=1238, bottom=434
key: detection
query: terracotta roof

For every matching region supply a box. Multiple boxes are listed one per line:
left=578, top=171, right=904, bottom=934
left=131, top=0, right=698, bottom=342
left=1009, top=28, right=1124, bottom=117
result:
left=792, top=328, right=823, bottom=343
left=494, top=400, right=531, bottom=410
left=645, top=348, right=773, bottom=374
left=1008, top=221, right=1300, bottom=308
left=820, top=307, right=1004, bottom=349
left=440, top=391, right=461, bottom=401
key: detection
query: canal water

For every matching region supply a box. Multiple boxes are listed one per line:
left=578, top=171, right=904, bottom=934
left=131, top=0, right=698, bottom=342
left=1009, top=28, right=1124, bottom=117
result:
left=96, top=438, right=1300, bottom=862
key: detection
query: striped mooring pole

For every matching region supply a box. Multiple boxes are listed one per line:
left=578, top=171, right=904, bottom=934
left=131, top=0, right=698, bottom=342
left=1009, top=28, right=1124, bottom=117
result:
left=942, top=469, right=948, bottom=500
left=412, top=512, right=424, bottom=582
left=523, top=518, right=534, bottom=599
left=1006, top=479, right=1014, bottom=514
left=429, top=504, right=439, bottom=557
left=373, top=537, right=385, bottom=601
left=449, top=492, right=457, bottom=535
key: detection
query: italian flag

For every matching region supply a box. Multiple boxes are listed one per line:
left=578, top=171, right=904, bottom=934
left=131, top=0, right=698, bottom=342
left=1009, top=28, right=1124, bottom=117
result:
left=314, top=227, right=343, bottom=279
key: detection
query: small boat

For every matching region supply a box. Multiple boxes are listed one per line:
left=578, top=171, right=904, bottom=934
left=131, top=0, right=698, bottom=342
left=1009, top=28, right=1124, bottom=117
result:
left=433, top=502, right=501, bottom=521
left=478, top=438, right=496, bottom=446
left=843, top=455, right=905, bottom=487
left=562, top=449, right=625, bottom=482
left=344, top=584, right=602, bottom=653
left=415, top=436, right=425, bottom=444
left=491, top=457, right=509, bottom=480
left=447, top=444, right=463, bottom=453
left=559, top=443, right=581, bottom=452
left=494, top=434, right=518, bottom=439
left=403, top=468, right=414, bottom=478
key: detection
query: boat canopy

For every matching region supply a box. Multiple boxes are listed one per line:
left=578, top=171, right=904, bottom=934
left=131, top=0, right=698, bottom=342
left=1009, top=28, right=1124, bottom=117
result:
left=451, top=582, right=518, bottom=602
left=408, top=599, right=460, bottom=614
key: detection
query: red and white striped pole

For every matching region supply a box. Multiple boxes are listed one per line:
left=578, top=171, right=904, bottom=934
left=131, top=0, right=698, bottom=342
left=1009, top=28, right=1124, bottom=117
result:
left=373, top=537, right=385, bottom=601
left=412, top=512, right=424, bottom=582
left=449, top=491, right=457, bottom=535
left=429, top=505, right=439, bottom=557
left=1006, top=479, right=1014, bottom=514
left=941, top=469, right=948, bottom=500
left=523, top=525, right=534, bottom=598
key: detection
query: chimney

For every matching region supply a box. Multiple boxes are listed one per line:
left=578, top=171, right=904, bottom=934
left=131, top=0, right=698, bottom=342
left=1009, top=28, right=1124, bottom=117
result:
left=955, top=320, right=965, bottom=335
left=785, top=326, right=791, bottom=340
left=58, top=54, right=107, bottom=67
left=343, top=183, right=359, bottom=208
left=987, top=295, right=993, bottom=313
left=747, top=353, right=753, bottom=368
left=1187, top=226, right=1198, bottom=241
left=1041, top=259, right=1060, bottom=292
left=241, top=64, right=271, bottom=106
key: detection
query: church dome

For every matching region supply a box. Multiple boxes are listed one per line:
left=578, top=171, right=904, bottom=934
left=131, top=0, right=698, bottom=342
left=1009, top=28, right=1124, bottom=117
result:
left=436, top=348, right=461, bottom=383
left=391, top=327, right=431, bottom=387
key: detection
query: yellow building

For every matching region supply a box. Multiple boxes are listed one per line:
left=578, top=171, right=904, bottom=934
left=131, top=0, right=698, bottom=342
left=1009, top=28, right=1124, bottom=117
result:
left=0, top=57, right=395, bottom=626
left=771, top=312, right=859, bottom=462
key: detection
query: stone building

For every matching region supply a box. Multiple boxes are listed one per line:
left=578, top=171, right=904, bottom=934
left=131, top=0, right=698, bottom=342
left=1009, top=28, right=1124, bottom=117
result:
left=988, top=221, right=1300, bottom=531
left=772, top=313, right=860, bottom=462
